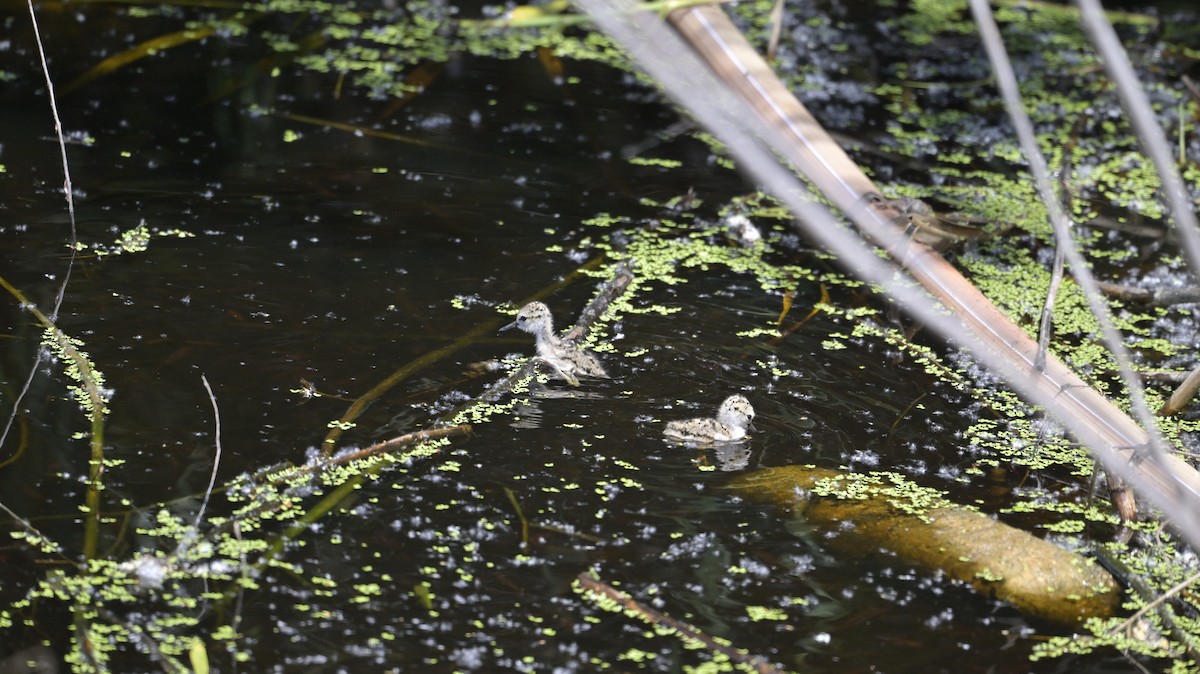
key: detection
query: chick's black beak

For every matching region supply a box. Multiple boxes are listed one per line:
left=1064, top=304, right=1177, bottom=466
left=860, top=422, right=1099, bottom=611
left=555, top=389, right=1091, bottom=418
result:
left=499, top=319, right=517, bottom=332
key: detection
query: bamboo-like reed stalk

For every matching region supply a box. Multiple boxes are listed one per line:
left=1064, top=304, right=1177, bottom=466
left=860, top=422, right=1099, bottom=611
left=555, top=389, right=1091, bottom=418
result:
left=575, top=0, right=1200, bottom=549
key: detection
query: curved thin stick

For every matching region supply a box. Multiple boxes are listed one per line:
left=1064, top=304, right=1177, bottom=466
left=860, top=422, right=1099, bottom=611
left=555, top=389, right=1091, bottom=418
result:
left=194, top=375, right=223, bottom=531
left=26, top=0, right=76, bottom=248
left=3, top=1, right=83, bottom=459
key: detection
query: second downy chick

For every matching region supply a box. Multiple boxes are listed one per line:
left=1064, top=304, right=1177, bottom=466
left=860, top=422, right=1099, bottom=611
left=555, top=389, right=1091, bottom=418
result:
left=663, top=394, right=755, bottom=444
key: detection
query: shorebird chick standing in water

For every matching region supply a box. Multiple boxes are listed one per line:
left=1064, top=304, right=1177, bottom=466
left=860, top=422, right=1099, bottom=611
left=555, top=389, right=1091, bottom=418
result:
left=663, top=395, right=755, bottom=444
left=501, top=301, right=609, bottom=385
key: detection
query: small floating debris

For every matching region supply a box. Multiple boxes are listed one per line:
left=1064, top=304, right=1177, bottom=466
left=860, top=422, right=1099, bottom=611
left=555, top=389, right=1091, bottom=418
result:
left=724, top=213, right=762, bottom=248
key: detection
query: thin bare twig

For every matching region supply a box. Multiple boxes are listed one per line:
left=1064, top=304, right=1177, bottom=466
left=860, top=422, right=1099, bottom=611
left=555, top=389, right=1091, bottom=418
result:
left=194, top=374, right=223, bottom=531
left=1077, top=0, right=1200, bottom=281
left=27, top=0, right=77, bottom=326
left=1035, top=231, right=1067, bottom=372
left=1036, top=116, right=1087, bottom=371
left=2, top=1, right=83, bottom=460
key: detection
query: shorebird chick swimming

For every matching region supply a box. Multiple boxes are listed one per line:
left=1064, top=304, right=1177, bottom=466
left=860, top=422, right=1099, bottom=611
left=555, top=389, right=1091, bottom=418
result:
left=501, top=301, right=609, bottom=385
left=663, top=394, right=755, bottom=444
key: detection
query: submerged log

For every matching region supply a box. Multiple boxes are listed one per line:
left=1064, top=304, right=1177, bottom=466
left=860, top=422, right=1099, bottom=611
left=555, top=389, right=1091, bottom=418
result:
left=725, top=465, right=1121, bottom=626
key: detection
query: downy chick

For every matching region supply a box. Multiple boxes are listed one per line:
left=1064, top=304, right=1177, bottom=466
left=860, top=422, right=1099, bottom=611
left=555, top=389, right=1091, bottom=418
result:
left=663, top=394, right=755, bottom=444
left=501, top=301, right=608, bottom=384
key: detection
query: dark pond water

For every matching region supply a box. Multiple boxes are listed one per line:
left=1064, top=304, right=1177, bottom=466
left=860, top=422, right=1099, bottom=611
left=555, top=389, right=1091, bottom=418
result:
left=0, top=1, right=1184, bottom=672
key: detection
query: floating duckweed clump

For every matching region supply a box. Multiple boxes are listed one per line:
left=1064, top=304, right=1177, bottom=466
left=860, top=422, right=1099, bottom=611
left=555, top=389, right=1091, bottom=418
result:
left=812, top=470, right=960, bottom=521
left=75, top=221, right=195, bottom=257
left=247, top=0, right=639, bottom=97
left=449, top=372, right=537, bottom=426
left=580, top=216, right=853, bottom=298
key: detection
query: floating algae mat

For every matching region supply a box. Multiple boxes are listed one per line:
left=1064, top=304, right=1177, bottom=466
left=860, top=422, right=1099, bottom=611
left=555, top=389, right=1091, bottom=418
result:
left=725, top=465, right=1120, bottom=625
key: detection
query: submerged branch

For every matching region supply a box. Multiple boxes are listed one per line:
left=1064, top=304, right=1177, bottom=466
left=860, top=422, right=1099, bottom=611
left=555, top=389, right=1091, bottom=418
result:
left=562, top=257, right=635, bottom=342
left=575, top=572, right=786, bottom=674
left=325, top=425, right=471, bottom=465
left=234, top=424, right=472, bottom=534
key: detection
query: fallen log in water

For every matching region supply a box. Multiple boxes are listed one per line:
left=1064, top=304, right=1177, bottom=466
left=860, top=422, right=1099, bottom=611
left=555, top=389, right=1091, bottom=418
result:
left=724, top=465, right=1121, bottom=626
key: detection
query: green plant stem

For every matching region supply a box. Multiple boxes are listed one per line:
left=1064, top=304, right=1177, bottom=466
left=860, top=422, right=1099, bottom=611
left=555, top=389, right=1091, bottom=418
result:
left=0, top=274, right=107, bottom=559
